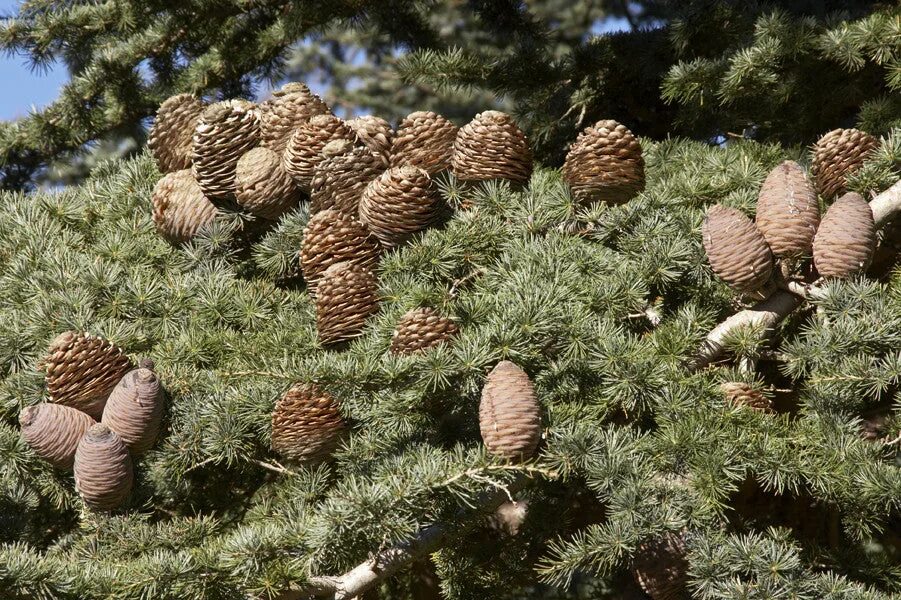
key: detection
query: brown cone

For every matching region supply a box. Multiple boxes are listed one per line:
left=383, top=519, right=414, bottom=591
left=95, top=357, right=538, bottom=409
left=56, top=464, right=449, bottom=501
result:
left=234, top=147, right=302, bottom=220
left=260, top=82, right=330, bottom=154
left=812, top=128, right=879, bottom=199
left=702, top=205, right=773, bottom=293
left=359, top=166, right=440, bottom=248
left=148, top=93, right=206, bottom=173
left=632, top=532, right=689, bottom=600
left=812, top=192, right=876, bottom=278
left=73, top=423, right=133, bottom=511
left=452, top=111, right=533, bottom=185
left=152, top=169, right=218, bottom=244
left=390, top=111, right=458, bottom=174
left=19, top=404, right=96, bottom=470
left=390, top=308, right=459, bottom=355
left=101, top=368, right=164, bottom=456
left=316, top=261, right=380, bottom=345
left=755, top=160, right=820, bottom=257
left=40, top=331, right=134, bottom=420
left=310, top=142, right=385, bottom=216
left=347, top=115, right=393, bottom=163
left=479, top=361, right=541, bottom=461
left=271, top=383, right=346, bottom=462
left=720, top=382, right=772, bottom=412
left=562, top=119, right=645, bottom=205
left=192, top=99, right=260, bottom=200
left=300, top=209, right=381, bottom=293
left=283, top=114, right=356, bottom=193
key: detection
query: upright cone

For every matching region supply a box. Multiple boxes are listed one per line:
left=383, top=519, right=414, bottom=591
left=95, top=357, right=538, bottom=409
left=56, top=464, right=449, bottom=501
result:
left=148, top=93, right=206, bottom=173
left=260, top=82, right=330, bottom=154
left=479, top=361, right=541, bottom=461
left=234, top=147, right=302, bottom=220
left=300, top=209, right=381, bottom=293
left=632, top=532, right=689, bottom=600
left=347, top=115, right=393, bottom=162
left=452, top=111, right=533, bottom=185
left=315, top=262, right=380, bottom=345
left=390, top=308, right=459, bottom=355
left=358, top=166, right=440, bottom=248
left=310, top=143, right=385, bottom=216
left=192, top=100, right=260, bottom=200
left=271, top=383, right=346, bottom=463
left=391, top=111, right=457, bottom=174
left=702, top=205, right=773, bottom=293
left=283, top=114, right=356, bottom=192
left=755, top=160, right=819, bottom=257
left=101, top=367, right=164, bottom=456
left=812, top=128, right=879, bottom=199
left=562, top=119, right=645, bottom=205
left=813, top=192, right=876, bottom=278
left=152, top=169, right=218, bottom=244
left=73, top=424, right=133, bottom=511
left=19, top=404, right=96, bottom=470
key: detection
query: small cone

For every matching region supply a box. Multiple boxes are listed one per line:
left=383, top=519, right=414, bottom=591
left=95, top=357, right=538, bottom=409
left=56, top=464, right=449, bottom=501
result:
left=310, top=141, right=385, bottom=216
left=73, top=423, right=133, bottom=511
left=283, top=114, right=356, bottom=192
left=192, top=99, right=261, bottom=200
left=148, top=93, right=206, bottom=173
left=234, top=147, right=302, bottom=220
left=490, top=499, right=529, bottom=536
left=315, top=262, right=380, bottom=345
left=720, top=382, right=772, bottom=412
left=19, top=404, right=96, bottom=470
left=632, top=532, right=689, bottom=600
left=755, top=160, right=820, bottom=257
left=40, top=331, right=134, bottom=420
left=346, top=115, right=393, bottom=163
left=300, top=209, right=381, bottom=293
left=101, top=367, right=164, bottom=456
left=152, top=169, right=218, bottom=244
left=271, top=383, right=346, bottom=463
left=359, top=166, right=440, bottom=248
left=390, top=111, right=458, bottom=174
left=260, top=82, right=330, bottom=154
left=479, top=361, right=541, bottom=461
left=812, top=192, right=876, bottom=278
left=562, top=119, right=645, bottom=205
left=702, top=205, right=773, bottom=293
left=452, top=111, right=533, bottom=185
left=390, top=308, right=459, bottom=355
left=812, top=128, right=879, bottom=199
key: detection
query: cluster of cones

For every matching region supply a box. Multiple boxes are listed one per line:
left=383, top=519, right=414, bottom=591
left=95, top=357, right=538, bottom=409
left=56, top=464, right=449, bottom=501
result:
left=18, top=332, right=163, bottom=511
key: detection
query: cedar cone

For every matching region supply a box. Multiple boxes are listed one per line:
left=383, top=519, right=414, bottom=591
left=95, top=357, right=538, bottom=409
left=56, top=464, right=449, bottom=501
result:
left=148, top=93, right=205, bottom=173
left=192, top=99, right=260, bottom=200
left=234, top=147, right=302, bottom=220
left=632, top=532, right=689, bottom=600
left=40, top=331, right=134, bottom=420
left=720, top=382, right=772, bottom=412
left=300, top=209, right=381, bottom=293
left=346, top=115, right=393, bottom=162
left=755, top=160, right=820, bottom=257
left=358, top=166, right=440, bottom=248
left=315, top=261, right=380, bottom=345
left=479, top=361, right=541, bottom=461
left=390, top=111, right=457, bottom=174
left=283, top=114, right=355, bottom=193
left=390, top=307, right=459, bottom=355
left=562, top=119, right=645, bottom=205
left=702, top=205, right=773, bottom=293
left=101, top=367, right=164, bottom=456
left=73, top=423, right=133, bottom=511
left=452, top=111, right=533, bottom=185
left=310, top=141, right=385, bottom=216
left=151, top=169, right=218, bottom=244
left=812, top=128, right=879, bottom=199
left=260, top=82, right=330, bottom=154
left=271, top=382, right=346, bottom=462
left=490, top=499, right=529, bottom=536
left=19, top=403, right=96, bottom=470
left=812, top=191, right=876, bottom=278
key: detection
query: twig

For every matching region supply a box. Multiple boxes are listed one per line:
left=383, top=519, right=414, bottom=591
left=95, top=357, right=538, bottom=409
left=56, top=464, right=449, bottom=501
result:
left=215, top=369, right=293, bottom=379
left=448, top=268, right=484, bottom=298
left=184, top=456, right=218, bottom=474
left=884, top=432, right=901, bottom=446
left=251, top=458, right=299, bottom=476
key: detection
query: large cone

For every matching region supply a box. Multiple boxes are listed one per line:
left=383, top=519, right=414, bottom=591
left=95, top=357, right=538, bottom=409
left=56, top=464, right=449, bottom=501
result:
left=73, top=423, right=133, bottom=511
left=452, top=111, right=533, bottom=185
left=347, top=115, right=393, bottom=163
left=310, top=142, right=385, bottom=216
left=19, top=403, right=96, bottom=470
left=755, top=160, right=820, bottom=257
left=390, top=111, right=457, bottom=174
left=390, top=307, right=459, bottom=355
left=260, top=82, right=330, bottom=154
left=702, top=205, right=773, bottom=293
left=811, top=128, right=879, bottom=199
left=359, top=166, right=440, bottom=248
left=562, top=119, right=645, bottom=205
left=813, top=192, right=876, bottom=278
left=148, top=93, right=206, bottom=173
left=234, top=147, right=302, bottom=220
left=479, top=361, right=541, bottom=461
left=101, top=367, right=164, bottom=456
left=283, top=114, right=355, bottom=193
left=300, top=209, right=381, bottom=293
left=632, top=532, right=689, bottom=600
left=315, top=262, right=380, bottom=345
left=271, top=383, right=346, bottom=463
left=152, top=169, right=218, bottom=244
left=192, top=99, right=260, bottom=200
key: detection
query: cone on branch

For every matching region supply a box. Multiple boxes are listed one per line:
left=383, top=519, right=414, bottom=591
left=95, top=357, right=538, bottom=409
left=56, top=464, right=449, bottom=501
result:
left=260, top=82, right=330, bottom=154
left=452, top=111, right=533, bottom=186
left=310, top=141, right=385, bottom=216
left=73, top=424, right=133, bottom=511
left=19, top=404, right=96, bottom=470
left=40, top=331, right=134, bottom=420
left=101, top=367, right=164, bottom=456
left=346, top=115, right=393, bottom=163
left=479, top=361, right=541, bottom=461
left=234, top=147, right=302, bottom=220
left=390, top=111, right=458, bottom=174
left=811, top=128, right=879, bottom=199
left=720, top=382, right=772, bottom=412
left=151, top=169, right=218, bottom=244
left=300, top=209, right=381, bottom=293
left=359, top=166, right=441, bottom=248
left=632, top=532, right=689, bottom=600
left=812, top=191, right=877, bottom=278
left=192, top=99, right=260, bottom=200
left=562, top=119, right=645, bottom=205
left=283, top=114, right=355, bottom=193
left=315, top=261, right=380, bottom=345
left=755, top=160, right=820, bottom=257
left=271, top=383, right=347, bottom=463
left=148, top=93, right=206, bottom=173
left=390, top=307, right=459, bottom=355
left=702, top=205, right=773, bottom=293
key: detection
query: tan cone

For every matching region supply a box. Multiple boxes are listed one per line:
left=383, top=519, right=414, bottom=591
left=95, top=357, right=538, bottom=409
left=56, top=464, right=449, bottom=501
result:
left=390, top=308, right=459, bottom=355
left=310, top=142, right=385, bottom=216
left=720, top=382, right=772, bottom=412
left=811, top=128, right=879, bottom=199
left=148, top=93, right=206, bottom=173
left=300, top=209, right=381, bottom=293
left=316, top=262, right=380, bottom=345
left=562, top=119, right=645, bottom=205
left=73, top=423, right=133, bottom=511
left=192, top=99, right=260, bottom=200
left=452, top=111, right=533, bottom=185
left=755, top=160, right=820, bottom=257
left=271, top=383, right=346, bottom=463
left=702, top=205, right=773, bottom=293
left=234, top=147, right=302, bottom=220
left=479, top=361, right=541, bottom=461
left=152, top=169, right=218, bottom=244
left=260, top=82, right=330, bottom=154
left=390, top=111, right=458, bottom=174
left=359, top=166, right=440, bottom=248
left=632, top=532, right=689, bottom=600
left=101, top=367, right=164, bottom=456
left=19, top=403, right=96, bottom=470
left=283, top=114, right=355, bottom=192
left=813, top=192, right=876, bottom=278
left=347, top=115, right=393, bottom=163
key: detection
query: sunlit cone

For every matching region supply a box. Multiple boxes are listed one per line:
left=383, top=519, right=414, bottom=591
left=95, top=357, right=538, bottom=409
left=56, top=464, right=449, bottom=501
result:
left=283, top=114, right=355, bottom=192
left=300, top=209, right=381, bottom=293
left=479, top=361, right=541, bottom=461
left=702, top=205, right=773, bottom=293
left=192, top=99, right=260, bottom=200
left=812, top=191, right=876, bottom=278
left=101, top=367, right=164, bottom=456
left=755, top=160, right=820, bottom=257
left=720, top=382, right=772, bottom=412
left=148, top=93, right=206, bottom=173
left=19, top=403, right=96, bottom=470
left=359, top=166, right=440, bottom=248
left=271, top=383, right=346, bottom=463
left=390, top=111, right=457, bottom=174
left=346, top=115, right=393, bottom=163
left=390, top=307, right=458, bottom=355
left=310, top=141, right=384, bottom=216
left=315, top=261, right=380, bottom=345
left=452, top=111, right=533, bottom=185
left=73, top=423, right=133, bottom=511
left=811, top=128, right=879, bottom=199
left=632, top=532, right=689, bottom=600
left=234, top=147, right=302, bottom=220
left=259, top=82, right=330, bottom=154
left=151, top=169, right=218, bottom=244
left=562, top=119, right=645, bottom=205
